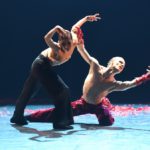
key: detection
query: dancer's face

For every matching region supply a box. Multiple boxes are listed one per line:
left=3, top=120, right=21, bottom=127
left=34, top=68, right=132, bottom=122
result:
left=108, top=57, right=125, bottom=74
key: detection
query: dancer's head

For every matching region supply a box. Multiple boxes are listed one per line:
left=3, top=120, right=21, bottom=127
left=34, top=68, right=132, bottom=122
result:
left=57, top=28, right=72, bottom=52
left=107, top=57, right=125, bottom=74
left=57, top=25, right=84, bottom=52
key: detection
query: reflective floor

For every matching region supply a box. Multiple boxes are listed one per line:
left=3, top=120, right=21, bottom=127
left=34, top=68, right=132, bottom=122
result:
left=0, top=105, right=150, bottom=150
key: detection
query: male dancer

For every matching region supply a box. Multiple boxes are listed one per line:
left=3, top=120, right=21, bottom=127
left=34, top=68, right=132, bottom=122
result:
left=25, top=45, right=150, bottom=126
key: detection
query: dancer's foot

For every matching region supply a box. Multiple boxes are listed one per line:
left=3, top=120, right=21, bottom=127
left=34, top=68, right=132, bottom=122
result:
left=10, top=115, right=28, bottom=125
left=68, top=120, right=74, bottom=125
left=53, top=124, right=73, bottom=130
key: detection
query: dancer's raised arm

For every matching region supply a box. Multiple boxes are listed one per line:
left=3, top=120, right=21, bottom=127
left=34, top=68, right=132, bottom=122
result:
left=72, top=13, right=101, bottom=29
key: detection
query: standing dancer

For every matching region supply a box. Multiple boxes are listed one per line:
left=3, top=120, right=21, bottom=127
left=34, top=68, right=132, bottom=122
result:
left=10, top=13, right=100, bottom=130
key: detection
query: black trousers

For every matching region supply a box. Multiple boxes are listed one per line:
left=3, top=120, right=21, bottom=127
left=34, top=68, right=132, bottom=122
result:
left=14, top=54, right=73, bottom=125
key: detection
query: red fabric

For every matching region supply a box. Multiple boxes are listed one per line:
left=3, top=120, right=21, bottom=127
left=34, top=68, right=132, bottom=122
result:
left=136, top=73, right=150, bottom=85
left=26, top=97, right=114, bottom=126
left=25, top=97, right=150, bottom=123
left=75, top=27, right=84, bottom=44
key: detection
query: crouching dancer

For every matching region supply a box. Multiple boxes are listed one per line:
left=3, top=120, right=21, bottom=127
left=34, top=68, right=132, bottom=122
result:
left=25, top=43, right=150, bottom=126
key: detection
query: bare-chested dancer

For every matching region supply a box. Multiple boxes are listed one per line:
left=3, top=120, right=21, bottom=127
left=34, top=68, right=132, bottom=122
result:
left=25, top=47, right=150, bottom=126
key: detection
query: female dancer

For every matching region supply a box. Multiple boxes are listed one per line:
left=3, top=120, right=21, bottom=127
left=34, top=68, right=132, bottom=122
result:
left=10, top=13, right=100, bottom=130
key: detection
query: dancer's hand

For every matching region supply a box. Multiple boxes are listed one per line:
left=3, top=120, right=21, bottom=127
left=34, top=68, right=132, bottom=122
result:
left=146, top=66, right=150, bottom=79
left=146, top=66, right=150, bottom=73
left=55, top=25, right=66, bottom=36
left=136, top=66, right=150, bottom=85
left=86, top=13, right=101, bottom=22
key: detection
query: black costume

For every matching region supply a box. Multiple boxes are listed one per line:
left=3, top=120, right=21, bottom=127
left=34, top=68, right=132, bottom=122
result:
left=11, top=54, right=73, bottom=129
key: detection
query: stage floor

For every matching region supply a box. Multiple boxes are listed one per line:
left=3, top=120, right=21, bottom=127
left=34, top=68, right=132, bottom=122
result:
left=0, top=105, right=150, bottom=150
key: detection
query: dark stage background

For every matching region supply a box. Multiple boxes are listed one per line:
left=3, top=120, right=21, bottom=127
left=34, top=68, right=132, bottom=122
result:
left=0, top=0, right=150, bottom=104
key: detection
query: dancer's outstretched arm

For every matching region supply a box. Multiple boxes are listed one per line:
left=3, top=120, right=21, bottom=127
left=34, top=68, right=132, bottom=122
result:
left=113, top=66, right=150, bottom=91
left=72, top=13, right=101, bottom=65
left=72, top=13, right=101, bottom=29
left=71, top=13, right=101, bottom=44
